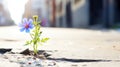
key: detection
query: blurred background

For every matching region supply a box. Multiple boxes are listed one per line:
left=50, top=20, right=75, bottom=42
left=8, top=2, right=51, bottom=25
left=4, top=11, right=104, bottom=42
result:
left=0, top=0, right=120, bottom=28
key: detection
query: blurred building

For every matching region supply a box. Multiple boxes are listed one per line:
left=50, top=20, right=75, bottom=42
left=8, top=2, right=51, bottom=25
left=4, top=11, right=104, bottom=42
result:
left=22, top=0, right=32, bottom=19
left=46, top=0, right=56, bottom=27
left=47, top=0, right=89, bottom=27
left=23, top=0, right=49, bottom=26
left=47, top=0, right=120, bottom=28
left=0, top=0, right=14, bottom=26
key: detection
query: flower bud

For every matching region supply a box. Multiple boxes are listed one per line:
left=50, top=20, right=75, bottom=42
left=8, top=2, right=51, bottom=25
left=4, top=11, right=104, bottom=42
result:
left=33, top=15, right=38, bottom=22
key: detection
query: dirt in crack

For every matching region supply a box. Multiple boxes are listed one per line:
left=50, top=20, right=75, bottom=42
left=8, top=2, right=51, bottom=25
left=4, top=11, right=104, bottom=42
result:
left=0, top=48, right=12, bottom=54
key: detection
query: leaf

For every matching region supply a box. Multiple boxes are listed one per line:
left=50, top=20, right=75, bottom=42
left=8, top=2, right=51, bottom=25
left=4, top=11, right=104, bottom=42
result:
left=25, top=40, right=32, bottom=45
left=37, top=38, right=40, bottom=42
left=41, top=38, right=49, bottom=43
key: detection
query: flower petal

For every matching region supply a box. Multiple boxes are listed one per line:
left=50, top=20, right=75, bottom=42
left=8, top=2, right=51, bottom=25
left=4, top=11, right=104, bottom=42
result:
left=29, top=19, right=33, bottom=23
left=25, top=28, right=30, bottom=33
left=29, top=25, right=34, bottom=29
left=28, top=19, right=34, bottom=29
left=18, top=22, right=24, bottom=27
left=23, top=18, right=27, bottom=23
left=20, top=28, right=25, bottom=32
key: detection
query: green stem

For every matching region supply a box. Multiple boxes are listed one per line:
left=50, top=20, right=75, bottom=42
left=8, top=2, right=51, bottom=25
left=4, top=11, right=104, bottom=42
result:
left=33, top=45, right=36, bottom=54
left=35, top=44, right=38, bottom=54
left=32, top=16, right=41, bottom=55
left=33, top=44, right=37, bottom=55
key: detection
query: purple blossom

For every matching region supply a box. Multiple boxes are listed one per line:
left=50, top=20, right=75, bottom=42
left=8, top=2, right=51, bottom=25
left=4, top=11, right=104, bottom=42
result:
left=41, top=18, right=47, bottom=26
left=19, top=18, right=34, bottom=33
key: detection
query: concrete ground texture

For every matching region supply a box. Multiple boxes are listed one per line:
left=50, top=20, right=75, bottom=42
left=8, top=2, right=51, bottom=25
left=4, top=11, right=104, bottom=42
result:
left=0, top=26, right=120, bottom=67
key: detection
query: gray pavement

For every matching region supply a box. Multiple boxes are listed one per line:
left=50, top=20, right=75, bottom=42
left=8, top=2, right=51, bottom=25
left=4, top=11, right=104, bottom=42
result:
left=0, top=26, right=120, bottom=67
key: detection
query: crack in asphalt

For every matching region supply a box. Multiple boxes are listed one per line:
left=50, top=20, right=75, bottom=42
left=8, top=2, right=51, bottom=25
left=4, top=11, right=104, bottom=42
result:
left=0, top=49, right=120, bottom=63
left=47, top=58, right=120, bottom=63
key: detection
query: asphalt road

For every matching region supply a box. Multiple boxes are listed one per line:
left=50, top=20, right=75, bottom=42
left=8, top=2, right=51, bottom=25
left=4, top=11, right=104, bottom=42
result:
left=0, top=26, right=120, bottom=67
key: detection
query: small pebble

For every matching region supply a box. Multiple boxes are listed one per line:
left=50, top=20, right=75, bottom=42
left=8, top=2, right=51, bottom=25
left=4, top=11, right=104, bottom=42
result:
left=33, top=57, right=36, bottom=60
left=19, top=62, right=25, bottom=64
left=28, top=62, right=32, bottom=65
left=36, top=64, right=42, bottom=66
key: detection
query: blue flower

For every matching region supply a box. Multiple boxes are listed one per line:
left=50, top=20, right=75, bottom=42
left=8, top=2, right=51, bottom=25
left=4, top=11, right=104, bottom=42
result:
left=19, top=18, right=34, bottom=33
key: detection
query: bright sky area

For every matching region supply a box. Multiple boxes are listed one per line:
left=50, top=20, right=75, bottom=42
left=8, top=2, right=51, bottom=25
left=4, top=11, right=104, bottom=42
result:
left=5, top=0, right=46, bottom=25
left=5, top=0, right=28, bottom=25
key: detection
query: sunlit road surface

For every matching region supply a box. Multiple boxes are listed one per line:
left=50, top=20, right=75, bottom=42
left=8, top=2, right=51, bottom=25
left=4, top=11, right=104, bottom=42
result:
left=0, top=26, right=120, bottom=67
